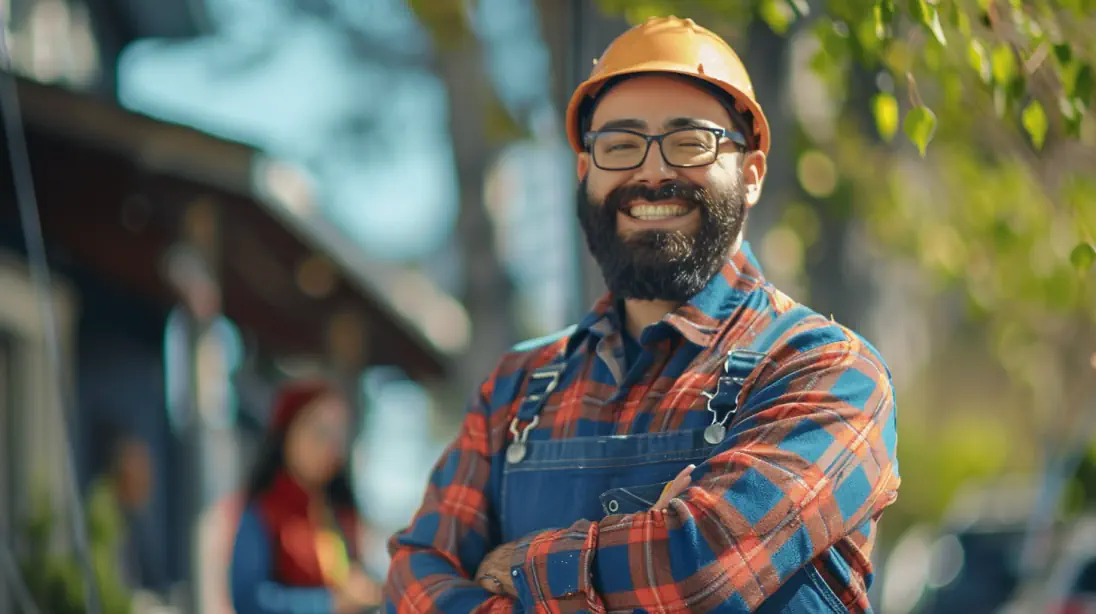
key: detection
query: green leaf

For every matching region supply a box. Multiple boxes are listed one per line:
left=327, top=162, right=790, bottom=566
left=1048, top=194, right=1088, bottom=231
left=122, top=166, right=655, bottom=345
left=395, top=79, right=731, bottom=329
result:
left=968, top=40, right=992, bottom=83
left=1074, top=64, right=1094, bottom=103
left=1053, top=43, right=1073, bottom=67
left=786, top=0, right=810, bottom=18
left=907, top=0, right=926, bottom=22
left=874, top=0, right=897, bottom=39
left=809, top=47, right=835, bottom=79
left=1021, top=100, right=1048, bottom=149
left=1058, top=94, right=1085, bottom=137
left=872, top=93, right=900, bottom=141
left=759, top=0, right=795, bottom=34
left=815, top=19, right=851, bottom=63
left=955, top=7, right=971, bottom=37
left=1007, top=74, right=1027, bottom=102
left=906, top=0, right=945, bottom=45
left=903, top=106, right=937, bottom=156
left=1070, top=242, right=1096, bottom=272
left=991, top=44, right=1017, bottom=84
left=924, top=4, right=948, bottom=46
left=853, top=18, right=885, bottom=62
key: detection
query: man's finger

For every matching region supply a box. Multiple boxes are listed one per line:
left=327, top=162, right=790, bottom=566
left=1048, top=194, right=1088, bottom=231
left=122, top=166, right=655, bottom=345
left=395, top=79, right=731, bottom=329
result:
left=478, top=573, right=506, bottom=595
left=653, top=464, right=695, bottom=511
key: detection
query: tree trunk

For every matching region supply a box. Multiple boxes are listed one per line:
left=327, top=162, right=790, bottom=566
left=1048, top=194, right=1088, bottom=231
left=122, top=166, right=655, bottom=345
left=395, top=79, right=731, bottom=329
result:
left=537, top=0, right=632, bottom=309
left=434, top=35, right=517, bottom=393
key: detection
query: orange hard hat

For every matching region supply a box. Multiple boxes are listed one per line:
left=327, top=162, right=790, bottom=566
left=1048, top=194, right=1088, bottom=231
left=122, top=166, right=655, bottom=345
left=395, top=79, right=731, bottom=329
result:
left=565, top=16, right=770, bottom=156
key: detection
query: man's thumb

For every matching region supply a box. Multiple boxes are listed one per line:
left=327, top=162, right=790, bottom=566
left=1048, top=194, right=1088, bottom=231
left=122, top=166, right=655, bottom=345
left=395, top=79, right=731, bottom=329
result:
left=653, top=464, right=695, bottom=511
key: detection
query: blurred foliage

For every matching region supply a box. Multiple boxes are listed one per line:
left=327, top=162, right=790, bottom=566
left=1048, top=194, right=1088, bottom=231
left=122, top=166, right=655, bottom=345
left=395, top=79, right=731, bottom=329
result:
left=408, top=0, right=529, bottom=144
left=19, top=481, right=132, bottom=614
left=596, top=0, right=1096, bottom=533
left=408, top=0, right=473, bottom=49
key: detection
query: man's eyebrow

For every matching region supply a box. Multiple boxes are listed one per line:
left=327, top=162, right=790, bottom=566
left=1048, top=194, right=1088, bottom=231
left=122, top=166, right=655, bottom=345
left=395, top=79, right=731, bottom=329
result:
left=665, top=117, right=725, bottom=131
left=594, top=118, right=648, bottom=131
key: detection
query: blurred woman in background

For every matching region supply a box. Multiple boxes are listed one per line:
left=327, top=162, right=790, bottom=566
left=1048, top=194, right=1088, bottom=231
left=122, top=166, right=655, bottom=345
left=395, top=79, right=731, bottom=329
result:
left=230, top=378, right=381, bottom=614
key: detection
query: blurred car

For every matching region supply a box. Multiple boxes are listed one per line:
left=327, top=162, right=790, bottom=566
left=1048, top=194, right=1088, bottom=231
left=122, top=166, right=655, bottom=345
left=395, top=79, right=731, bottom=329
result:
left=880, top=478, right=1041, bottom=614
left=1052, top=557, right=1096, bottom=614
left=916, top=524, right=1029, bottom=614
left=999, top=514, right=1096, bottom=614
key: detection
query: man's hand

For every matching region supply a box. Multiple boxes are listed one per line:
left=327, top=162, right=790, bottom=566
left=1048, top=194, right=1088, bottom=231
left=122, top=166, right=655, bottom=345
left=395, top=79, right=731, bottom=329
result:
left=652, top=464, right=694, bottom=511
left=473, top=464, right=695, bottom=598
left=475, top=541, right=520, bottom=596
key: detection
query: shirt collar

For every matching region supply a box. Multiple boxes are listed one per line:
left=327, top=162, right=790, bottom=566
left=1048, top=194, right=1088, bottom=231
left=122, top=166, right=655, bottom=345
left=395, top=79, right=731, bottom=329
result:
left=571, top=240, right=766, bottom=351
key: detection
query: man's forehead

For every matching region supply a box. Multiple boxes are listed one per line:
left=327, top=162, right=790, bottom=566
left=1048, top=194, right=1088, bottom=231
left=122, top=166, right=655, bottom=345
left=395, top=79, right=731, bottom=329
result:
left=594, top=116, right=726, bottom=132
left=589, top=76, right=733, bottom=130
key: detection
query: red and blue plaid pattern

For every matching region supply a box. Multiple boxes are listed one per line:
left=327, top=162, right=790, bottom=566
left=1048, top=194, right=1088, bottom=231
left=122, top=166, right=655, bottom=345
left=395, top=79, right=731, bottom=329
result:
left=384, top=244, right=900, bottom=613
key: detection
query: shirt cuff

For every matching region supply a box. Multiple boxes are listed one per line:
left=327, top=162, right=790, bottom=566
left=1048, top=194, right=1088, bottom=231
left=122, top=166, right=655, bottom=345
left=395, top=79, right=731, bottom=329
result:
left=509, top=525, right=600, bottom=612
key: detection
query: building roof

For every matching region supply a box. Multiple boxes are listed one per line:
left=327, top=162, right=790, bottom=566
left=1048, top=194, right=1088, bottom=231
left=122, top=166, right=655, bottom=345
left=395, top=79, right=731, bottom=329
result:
left=10, top=76, right=467, bottom=381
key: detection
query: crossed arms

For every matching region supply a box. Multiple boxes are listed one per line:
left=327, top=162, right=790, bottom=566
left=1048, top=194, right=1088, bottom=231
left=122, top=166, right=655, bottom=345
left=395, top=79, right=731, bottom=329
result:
left=383, top=336, right=899, bottom=613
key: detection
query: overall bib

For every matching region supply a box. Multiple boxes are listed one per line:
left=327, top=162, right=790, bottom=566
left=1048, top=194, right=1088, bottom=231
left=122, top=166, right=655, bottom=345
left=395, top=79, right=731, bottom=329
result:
left=499, top=306, right=850, bottom=613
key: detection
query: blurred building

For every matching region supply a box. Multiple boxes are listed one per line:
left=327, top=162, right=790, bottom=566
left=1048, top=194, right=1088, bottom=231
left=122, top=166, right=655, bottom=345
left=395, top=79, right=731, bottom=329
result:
left=0, top=72, right=462, bottom=608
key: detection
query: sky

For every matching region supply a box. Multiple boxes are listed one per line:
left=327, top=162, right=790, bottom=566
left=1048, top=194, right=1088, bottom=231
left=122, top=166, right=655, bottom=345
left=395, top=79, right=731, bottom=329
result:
left=117, top=0, right=455, bottom=259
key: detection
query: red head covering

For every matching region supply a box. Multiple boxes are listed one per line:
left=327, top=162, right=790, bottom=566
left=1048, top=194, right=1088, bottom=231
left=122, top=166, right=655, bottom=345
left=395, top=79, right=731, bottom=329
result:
left=269, top=378, right=340, bottom=432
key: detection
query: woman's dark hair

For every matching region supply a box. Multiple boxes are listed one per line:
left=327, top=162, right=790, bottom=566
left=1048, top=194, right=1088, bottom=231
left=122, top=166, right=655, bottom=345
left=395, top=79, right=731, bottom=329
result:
left=244, top=382, right=359, bottom=512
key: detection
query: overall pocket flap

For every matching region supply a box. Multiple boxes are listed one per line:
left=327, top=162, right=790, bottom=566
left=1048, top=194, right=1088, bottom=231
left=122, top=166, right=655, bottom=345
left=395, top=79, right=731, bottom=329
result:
left=599, top=481, right=670, bottom=516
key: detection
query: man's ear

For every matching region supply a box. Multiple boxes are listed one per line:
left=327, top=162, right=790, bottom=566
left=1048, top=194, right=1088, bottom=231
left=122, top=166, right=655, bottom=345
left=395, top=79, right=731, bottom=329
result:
left=577, top=153, right=590, bottom=181
left=743, top=150, right=767, bottom=208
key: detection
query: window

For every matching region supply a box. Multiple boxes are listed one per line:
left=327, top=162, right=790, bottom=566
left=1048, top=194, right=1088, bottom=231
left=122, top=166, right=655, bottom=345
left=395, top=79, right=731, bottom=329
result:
left=4, top=0, right=101, bottom=88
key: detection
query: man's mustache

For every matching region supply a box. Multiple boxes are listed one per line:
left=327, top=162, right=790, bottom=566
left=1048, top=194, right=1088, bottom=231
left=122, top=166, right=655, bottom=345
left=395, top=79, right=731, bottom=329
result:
left=605, top=180, right=710, bottom=211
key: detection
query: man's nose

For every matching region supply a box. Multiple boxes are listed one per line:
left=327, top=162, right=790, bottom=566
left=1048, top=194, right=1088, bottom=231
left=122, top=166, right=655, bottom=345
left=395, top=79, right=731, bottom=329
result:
left=631, top=141, right=678, bottom=185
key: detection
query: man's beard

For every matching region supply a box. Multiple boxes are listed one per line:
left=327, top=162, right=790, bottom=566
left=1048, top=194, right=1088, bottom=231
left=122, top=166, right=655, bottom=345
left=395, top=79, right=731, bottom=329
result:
left=576, top=174, right=746, bottom=302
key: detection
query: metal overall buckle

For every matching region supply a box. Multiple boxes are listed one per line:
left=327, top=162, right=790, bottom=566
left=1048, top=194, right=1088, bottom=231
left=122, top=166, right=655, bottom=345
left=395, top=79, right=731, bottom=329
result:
left=699, top=349, right=766, bottom=445
left=505, top=368, right=560, bottom=464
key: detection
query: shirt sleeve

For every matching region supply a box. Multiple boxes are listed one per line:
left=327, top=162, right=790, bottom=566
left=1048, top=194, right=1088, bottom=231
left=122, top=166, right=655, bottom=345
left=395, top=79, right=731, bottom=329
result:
left=383, top=375, right=520, bottom=614
left=508, top=333, right=901, bottom=613
left=229, top=506, right=335, bottom=614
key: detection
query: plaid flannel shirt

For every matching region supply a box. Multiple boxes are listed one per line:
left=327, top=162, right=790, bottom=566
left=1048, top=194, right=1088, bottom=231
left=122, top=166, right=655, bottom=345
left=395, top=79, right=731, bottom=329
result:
left=384, top=244, right=900, bottom=613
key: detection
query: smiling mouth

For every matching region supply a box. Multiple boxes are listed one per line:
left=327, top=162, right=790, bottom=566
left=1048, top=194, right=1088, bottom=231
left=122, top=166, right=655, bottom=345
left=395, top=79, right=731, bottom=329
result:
left=622, top=203, right=693, bottom=221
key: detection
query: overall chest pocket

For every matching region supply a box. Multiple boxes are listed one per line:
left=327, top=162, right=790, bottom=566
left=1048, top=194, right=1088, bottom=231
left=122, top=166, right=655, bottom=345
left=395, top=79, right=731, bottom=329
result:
left=600, top=480, right=672, bottom=515
left=597, top=457, right=705, bottom=516
left=499, top=430, right=713, bottom=541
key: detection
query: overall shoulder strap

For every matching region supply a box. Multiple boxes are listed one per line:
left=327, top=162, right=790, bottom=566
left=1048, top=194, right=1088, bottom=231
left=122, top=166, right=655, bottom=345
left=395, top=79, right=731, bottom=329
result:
left=506, top=352, right=567, bottom=464
left=706, top=304, right=816, bottom=420
left=514, top=358, right=566, bottom=422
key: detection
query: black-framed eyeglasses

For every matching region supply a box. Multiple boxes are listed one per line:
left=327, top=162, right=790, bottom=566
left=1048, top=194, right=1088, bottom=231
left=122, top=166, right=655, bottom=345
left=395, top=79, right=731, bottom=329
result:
left=583, top=127, right=748, bottom=171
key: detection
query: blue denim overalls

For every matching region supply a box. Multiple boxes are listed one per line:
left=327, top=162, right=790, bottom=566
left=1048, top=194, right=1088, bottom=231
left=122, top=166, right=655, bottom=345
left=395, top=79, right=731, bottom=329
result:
left=499, top=306, right=851, bottom=613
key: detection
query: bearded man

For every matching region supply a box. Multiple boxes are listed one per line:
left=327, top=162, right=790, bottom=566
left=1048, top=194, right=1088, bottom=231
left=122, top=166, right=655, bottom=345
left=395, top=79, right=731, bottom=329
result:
left=384, top=16, right=899, bottom=614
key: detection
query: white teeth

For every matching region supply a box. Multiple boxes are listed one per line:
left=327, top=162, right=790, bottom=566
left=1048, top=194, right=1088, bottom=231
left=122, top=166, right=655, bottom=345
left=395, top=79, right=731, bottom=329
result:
left=628, top=204, right=689, bottom=220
